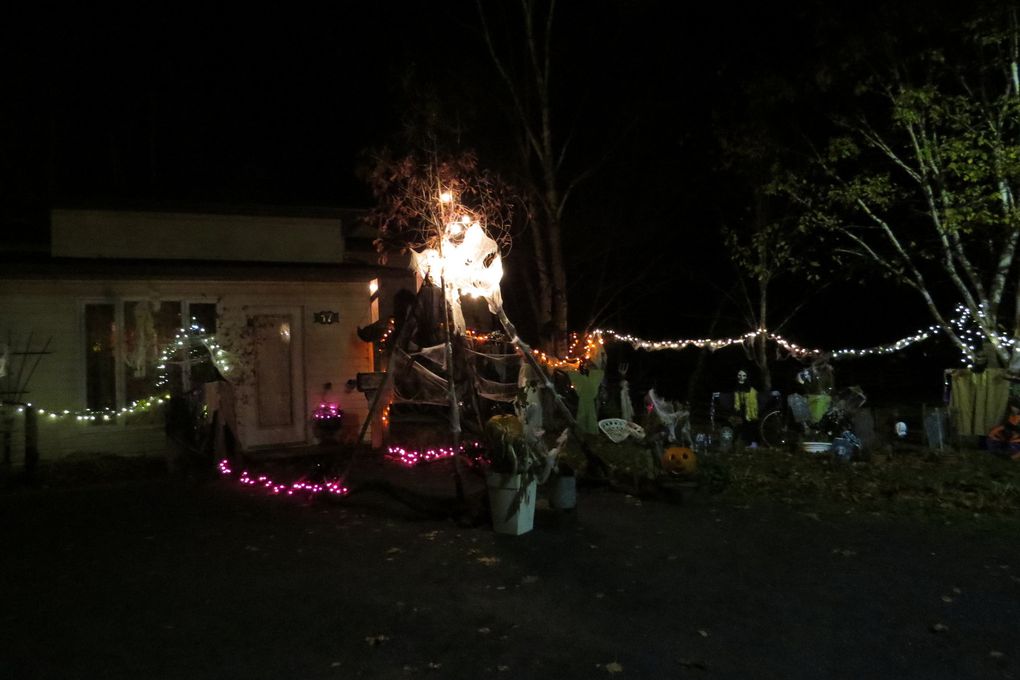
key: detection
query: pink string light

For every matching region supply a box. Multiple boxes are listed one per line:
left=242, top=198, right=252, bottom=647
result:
left=218, top=459, right=349, bottom=498
left=385, top=442, right=482, bottom=467
left=217, top=442, right=483, bottom=500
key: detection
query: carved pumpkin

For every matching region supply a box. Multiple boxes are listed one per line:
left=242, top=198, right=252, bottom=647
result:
left=662, top=446, right=698, bottom=476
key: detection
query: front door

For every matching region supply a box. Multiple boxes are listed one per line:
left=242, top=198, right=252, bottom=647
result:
left=244, top=307, right=305, bottom=448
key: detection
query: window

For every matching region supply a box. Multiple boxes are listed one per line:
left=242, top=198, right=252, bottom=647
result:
left=84, top=304, right=116, bottom=411
left=83, top=299, right=218, bottom=414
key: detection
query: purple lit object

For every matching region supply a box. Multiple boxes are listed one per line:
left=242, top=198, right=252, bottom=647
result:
left=313, top=402, right=343, bottom=423
left=385, top=442, right=482, bottom=467
left=218, top=459, right=349, bottom=498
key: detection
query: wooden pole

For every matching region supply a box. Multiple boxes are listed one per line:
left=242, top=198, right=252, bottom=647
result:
left=494, top=305, right=577, bottom=428
left=24, top=405, right=38, bottom=482
left=356, top=300, right=419, bottom=447
left=494, top=304, right=609, bottom=477
left=440, top=277, right=462, bottom=447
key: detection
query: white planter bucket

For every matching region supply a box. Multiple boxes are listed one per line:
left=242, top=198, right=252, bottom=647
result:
left=486, top=473, right=537, bottom=535
left=550, top=475, right=577, bottom=510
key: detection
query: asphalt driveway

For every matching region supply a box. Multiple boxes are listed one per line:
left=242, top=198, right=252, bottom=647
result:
left=2, top=461, right=1018, bottom=679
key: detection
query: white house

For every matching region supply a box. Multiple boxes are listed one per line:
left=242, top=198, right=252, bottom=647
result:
left=0, top=207, right=411, bottom=465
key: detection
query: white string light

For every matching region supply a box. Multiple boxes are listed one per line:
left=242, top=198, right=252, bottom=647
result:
left=595, top=318, right=951, bottom=362
left=1, top=323, right=236, bottom=424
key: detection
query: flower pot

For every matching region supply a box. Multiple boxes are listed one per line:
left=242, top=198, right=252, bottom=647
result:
left=549, top=474, right=577, bottom=510
left=486, top=472, right=537, bottom=535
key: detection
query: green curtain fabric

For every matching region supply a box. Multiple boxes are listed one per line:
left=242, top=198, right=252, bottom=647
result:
left=949, top=368, right=1011, bottom=436
left=568, top=369, right=604, bottom=435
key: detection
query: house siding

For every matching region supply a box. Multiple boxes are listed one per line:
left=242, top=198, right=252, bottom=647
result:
left=0, top=278, right=375, bottom=461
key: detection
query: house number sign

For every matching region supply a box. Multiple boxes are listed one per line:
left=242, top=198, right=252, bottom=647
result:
left=313, top=311, right=339, bottom=325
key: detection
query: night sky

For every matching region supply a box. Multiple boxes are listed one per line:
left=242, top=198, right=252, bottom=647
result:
left=1, top=2, right=957, bottom=399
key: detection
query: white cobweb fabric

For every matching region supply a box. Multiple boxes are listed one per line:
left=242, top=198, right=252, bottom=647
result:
left=411, top=223, right=504, bottom=334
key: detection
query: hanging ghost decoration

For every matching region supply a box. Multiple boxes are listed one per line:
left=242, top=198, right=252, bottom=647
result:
left=411, top=220, right=504, bottom=334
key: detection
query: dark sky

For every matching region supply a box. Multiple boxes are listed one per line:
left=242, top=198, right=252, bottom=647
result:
left=2, top=2, right=825, bottom=223
left=1, top=1, right=950, bottom=377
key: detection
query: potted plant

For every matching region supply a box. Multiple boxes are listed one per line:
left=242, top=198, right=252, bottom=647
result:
left=482, top=415, right=560, bottom=535
left=311, top=383, right=344, bottom=445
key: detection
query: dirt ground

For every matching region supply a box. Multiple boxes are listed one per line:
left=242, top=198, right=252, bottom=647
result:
left=2, top=457, right=1019, bottom=680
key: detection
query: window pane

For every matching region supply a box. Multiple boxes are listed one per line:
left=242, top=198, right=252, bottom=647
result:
left=189, top=303, right=220, bottom=385
left=189, top=303, right=217, bottom=334
left=125, top=300, right=181, bottom=402
left=85, top=304, right=116, bottom=411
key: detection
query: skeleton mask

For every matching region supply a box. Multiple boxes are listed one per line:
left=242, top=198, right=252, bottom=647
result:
left=736, top=370, right=748, bottom=385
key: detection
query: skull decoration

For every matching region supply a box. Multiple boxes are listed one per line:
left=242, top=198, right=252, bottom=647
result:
left=736, top=369, right=748, bottom=385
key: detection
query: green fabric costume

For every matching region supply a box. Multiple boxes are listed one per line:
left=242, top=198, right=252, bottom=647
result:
left=568, top=368, right=604, bottom=435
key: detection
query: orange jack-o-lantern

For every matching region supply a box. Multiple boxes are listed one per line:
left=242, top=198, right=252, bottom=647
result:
left=661, top=446, right=698, bottom=476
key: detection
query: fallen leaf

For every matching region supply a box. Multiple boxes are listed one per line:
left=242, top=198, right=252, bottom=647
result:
left=595, top=592, right=605, bottom=599
left=386, top=547, right=402, bottom=555
left=930, top=623, right=949, bottom=634
left=678, top=658, right=708, bottom=670
left=605, top=661, right=624, bottom=673
left=477, top=556, right=500, bottom=566
left=330, top=661, right=342, bottom=668
left=941, top=595, right=954, bottom=603
left=522, top=575, right=539, bottom=584
left=698, top=629, right=710, bottom=637
left=365, top=635, right=390, bottom=646
left=478, top=627, right=491, bottom=634
left=427, top=662, right=442, bottom=670
left=990, top=650, right=1005, bottom=659
left=497, top=665, right=510, bottom=672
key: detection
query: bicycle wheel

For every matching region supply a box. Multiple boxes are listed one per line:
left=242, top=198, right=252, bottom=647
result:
left=758, top=410, right=787, bottom=449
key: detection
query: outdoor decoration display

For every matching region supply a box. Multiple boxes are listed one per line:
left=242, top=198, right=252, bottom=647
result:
left=986, top=397, right=1020, bottom=460
left=218, top=459, right=349, bottom=498
left=947, top=367, right=1011, bottom=437
left=482, top=414, right=566, bottom=535
left=566, top=359, right=605, bottom=435
left=732, top=369, right=760, bottom=446
left=312, top=400, right=344, bottom=444
left=661, top=446, right=698, bottom=476
left=618, top=362, right=634, bottom=422
left=646, top=389, right=692, bottom=446
left=597, top=418, right=645, bottom=443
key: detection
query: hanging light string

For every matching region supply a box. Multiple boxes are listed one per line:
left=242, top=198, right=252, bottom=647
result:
left=217, top=459, right=349, bottom=497
left=1, top=323, right=236, bottom=423
left=531, top=332, right=605, bottom=370
left=950, top=303, right=1016, bottom=365
left=595, top=318, right=955, bottom=362
left=155, top=323, right=236, bottom=391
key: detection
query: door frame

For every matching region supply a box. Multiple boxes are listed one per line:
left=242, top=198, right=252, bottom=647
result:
left=241, top=305, right=306, bottom=449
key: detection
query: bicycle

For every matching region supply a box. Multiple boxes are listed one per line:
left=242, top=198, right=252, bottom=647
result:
left=758, top=390, right=794, bottom=449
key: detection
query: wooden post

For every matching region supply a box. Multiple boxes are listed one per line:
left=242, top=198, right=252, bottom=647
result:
left=440, top=277, right=462, bottom=447
left=24, top=405, right=38, bottom=482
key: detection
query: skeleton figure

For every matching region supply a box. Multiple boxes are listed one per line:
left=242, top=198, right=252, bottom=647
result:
left=732, top=368, right=760, bottom=446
